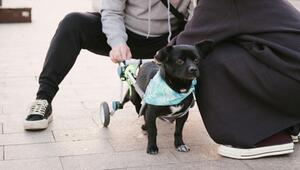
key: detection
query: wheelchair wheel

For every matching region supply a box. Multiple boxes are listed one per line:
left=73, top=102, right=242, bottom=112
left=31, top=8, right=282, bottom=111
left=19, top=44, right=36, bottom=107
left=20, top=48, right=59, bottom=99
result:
left=99, top=102, right=110, bottom=127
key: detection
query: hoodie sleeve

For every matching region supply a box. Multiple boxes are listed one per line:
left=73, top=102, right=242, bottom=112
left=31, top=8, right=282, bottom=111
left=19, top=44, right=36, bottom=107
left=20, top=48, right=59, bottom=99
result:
left=100, top=0, right=127, bottom=48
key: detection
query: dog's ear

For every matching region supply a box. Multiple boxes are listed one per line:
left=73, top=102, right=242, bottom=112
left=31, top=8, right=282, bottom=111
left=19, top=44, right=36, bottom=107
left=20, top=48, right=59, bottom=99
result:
left=195, top=39, right=215, bottom=55
left=154, top=46, right=173, bottom=64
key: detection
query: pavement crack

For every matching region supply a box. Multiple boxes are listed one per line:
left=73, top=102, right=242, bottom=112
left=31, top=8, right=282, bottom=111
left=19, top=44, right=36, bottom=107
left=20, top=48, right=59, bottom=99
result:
left=3, top=146, right=5, bottom=160
left=59, top=156, right=65, bottom=170
left=51, top=130, right=57, bottom=142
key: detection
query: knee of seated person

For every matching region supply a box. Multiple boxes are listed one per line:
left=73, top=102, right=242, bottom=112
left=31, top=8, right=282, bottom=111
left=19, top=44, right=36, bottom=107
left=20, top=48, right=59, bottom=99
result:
left=201, top=43, right=248, bottom=71
left=58, top=12, right=85, bottom=32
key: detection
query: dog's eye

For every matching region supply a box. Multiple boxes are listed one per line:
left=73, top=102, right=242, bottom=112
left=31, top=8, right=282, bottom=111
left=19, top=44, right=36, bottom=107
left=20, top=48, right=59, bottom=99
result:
left=176, top=59, right=184, bottom=65
left=194, top=58, right=200, bottom=64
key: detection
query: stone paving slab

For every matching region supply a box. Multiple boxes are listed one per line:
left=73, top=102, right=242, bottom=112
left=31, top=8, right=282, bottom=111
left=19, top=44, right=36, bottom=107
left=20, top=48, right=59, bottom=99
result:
left=61, top=149, right=178, bottom=170
left=0, top=131, right=54, bottom=146
left=169, top=145, right=220, bottom=162
left=0, top=114, right=27, bottom=134
left=52, top=128, right=108, bottom=142
left=127, top=160, right=252, bottom=170
left=108, top=131, right=215, bottom=153
left=1, top=114, right=98, bottom=134
left=4, top=139, right=114, bottom=160
left=0, top=158, right=63, bottom=170
left=0, top=146, right=3, bottom=161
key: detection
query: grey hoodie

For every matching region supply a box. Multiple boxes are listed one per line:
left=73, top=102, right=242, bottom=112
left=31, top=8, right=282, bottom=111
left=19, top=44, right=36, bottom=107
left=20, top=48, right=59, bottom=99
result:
left=100, top=0, right=195, bottom=48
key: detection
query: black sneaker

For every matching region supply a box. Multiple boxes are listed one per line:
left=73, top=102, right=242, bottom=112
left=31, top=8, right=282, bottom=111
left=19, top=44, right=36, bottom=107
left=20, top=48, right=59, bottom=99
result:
left=291, top=133, right=300, bottom=143
left=289, top=125, right=300, bottom=143
left=24, top=99, right=53, bottom=130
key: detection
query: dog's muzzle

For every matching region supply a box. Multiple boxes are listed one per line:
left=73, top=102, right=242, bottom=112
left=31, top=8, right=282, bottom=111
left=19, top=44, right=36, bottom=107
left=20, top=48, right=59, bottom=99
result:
left=187, top=66, right=199, bottom=78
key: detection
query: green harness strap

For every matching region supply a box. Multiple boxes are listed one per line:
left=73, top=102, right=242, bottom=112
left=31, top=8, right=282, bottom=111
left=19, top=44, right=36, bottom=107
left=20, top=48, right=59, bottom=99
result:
left=123, top=64, right=138, bottom=96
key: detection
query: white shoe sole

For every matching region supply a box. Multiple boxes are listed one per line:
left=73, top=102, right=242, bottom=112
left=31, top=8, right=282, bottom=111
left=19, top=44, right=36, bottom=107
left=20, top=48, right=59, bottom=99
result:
left=218, top=143, right=294, bottom=159
left=291, top=135, right=299, bottom=143
left=24, top=114, right=53, bottom=130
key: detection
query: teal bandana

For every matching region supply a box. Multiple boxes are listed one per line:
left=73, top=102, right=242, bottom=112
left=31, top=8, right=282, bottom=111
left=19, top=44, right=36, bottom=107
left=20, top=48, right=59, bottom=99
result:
left=143, top=71, right=197, bottom=106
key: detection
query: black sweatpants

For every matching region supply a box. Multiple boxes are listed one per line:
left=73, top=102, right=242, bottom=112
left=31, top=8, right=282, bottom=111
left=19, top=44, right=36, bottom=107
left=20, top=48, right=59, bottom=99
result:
left=37, top=12, right=174, bottom=102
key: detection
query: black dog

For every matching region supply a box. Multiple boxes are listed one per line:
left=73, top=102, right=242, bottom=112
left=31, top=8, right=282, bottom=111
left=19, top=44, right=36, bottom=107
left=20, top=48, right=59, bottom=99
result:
left=128, top=41, right=213, bottom=155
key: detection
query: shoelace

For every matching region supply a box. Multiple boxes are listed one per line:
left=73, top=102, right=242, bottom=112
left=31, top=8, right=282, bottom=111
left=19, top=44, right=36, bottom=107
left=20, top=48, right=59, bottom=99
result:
left=30, top=100, right=48, bottom=115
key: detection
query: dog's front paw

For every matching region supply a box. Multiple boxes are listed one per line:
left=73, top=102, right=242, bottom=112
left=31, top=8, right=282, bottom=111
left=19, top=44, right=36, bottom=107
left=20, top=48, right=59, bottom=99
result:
left=176, top=144, right=190, bottom=152
left=147, top=145, right=159, bottom=155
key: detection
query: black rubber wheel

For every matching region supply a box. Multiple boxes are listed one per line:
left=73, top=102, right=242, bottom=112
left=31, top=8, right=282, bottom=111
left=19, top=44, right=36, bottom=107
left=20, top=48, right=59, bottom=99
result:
left=99, top=102, right=110, bottom=127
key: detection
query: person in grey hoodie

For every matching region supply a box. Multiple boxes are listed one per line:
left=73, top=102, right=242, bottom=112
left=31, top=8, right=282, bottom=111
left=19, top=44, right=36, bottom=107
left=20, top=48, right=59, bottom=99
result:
left=24, top=0, right=195, bottom=130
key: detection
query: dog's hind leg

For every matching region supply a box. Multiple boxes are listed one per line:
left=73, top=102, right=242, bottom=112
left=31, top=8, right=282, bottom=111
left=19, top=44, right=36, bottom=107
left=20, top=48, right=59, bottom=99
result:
left=127, top=87, right=143, bottom=114
left=174, top=112, right=190, bottom=152
left=141, top=105, right=148, bottom=131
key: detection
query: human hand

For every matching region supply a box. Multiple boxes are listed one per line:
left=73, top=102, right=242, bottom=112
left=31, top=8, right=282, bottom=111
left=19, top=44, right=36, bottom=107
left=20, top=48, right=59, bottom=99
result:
left=109, top=44, right=132, bottom=63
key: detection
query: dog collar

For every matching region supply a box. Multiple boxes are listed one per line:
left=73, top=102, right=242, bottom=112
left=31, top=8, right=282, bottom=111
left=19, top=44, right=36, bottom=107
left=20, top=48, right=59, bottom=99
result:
left=143, top=71, right=196, bottom=106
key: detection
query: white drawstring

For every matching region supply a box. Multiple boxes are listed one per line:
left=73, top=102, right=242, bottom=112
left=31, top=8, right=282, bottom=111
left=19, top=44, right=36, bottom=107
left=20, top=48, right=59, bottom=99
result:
left=147, top=0, right=152, bottom=38
left=147, top=0, right=172, bottom=42
left=167, top=0, right=172, bottom=43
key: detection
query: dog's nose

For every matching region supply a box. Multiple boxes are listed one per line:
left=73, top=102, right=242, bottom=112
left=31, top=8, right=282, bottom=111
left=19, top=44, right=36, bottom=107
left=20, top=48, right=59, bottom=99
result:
left=188, top=67, right=198, bottom=74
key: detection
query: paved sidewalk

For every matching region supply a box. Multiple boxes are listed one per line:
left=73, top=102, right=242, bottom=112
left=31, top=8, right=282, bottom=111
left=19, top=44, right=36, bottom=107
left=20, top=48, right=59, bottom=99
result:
left=0, top=0, right=300, bottom=169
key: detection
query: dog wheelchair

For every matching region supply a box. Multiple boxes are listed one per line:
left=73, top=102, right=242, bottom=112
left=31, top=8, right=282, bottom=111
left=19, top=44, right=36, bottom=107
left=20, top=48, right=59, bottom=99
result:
left=99, top=59, right=153, bottom=127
